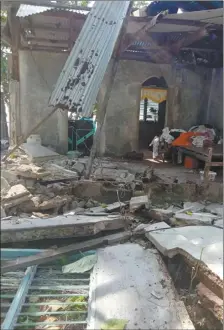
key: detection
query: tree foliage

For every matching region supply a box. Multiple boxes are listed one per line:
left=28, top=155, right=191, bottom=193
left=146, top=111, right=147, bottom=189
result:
left=133, top=1, right=151, bottom=9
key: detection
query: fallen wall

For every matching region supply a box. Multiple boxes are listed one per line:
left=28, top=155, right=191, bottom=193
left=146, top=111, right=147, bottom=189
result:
left=18, top=50, right=69, bottom=154
left=98, top=60, right=210, bottom=156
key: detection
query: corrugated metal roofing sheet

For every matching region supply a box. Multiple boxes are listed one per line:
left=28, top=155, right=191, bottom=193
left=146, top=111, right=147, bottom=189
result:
left=16, top=4, right=89, bottom=17
left=49, top=0, right=130, bottom=117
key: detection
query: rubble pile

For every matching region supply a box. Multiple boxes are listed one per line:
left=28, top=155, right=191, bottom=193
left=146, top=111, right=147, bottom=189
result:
left=1, top=149, right=153, bottom=219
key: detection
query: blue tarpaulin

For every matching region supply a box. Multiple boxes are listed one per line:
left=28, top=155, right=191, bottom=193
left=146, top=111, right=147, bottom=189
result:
left=146, top=1, right=223, bottom=16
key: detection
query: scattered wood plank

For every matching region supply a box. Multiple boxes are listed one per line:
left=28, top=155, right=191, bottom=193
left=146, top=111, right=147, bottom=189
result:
left=1, top=232, right=131, bottom=273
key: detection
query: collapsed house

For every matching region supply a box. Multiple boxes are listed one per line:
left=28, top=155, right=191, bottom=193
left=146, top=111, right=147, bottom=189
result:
left=1, top=1, right=223, bottom=329
left=2, top=1, right=223, bottom=155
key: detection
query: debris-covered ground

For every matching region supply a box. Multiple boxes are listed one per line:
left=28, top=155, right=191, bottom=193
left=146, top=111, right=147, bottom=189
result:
left=1, top=147, right=223, bottom=329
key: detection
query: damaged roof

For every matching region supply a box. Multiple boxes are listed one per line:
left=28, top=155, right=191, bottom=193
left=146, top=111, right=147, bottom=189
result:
left=16, top=4, right=89, bottom=17
left=49, top=1, right=130, bottom=116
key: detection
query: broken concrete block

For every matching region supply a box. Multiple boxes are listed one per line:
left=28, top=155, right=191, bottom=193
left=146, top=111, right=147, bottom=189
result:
left=125, top=173, right=135, bottom=183
left=183, top=202, right=205, bottom=213
left=204, top=203, right=223, bottom=217
left=174, top=212, right=218, bottom=226
left=1, top=169, right=18, bottom=185
left=89, top=206, right=106, bottom=213
left=213, top=219, right=223, bottom=228
left=94, top=168, right=129, bottom=181
left=38, top=196, right=72, bottom=211
left=105, top=202, right=125, bottom=212
left=129, top=195, right=149, bottom=212
left=144, top=222, right=171, bottom=232
left=196, top=283, right=223, bottom=321
left=85, top=199, right=96, bottom=209
left=72, top=162, right=85, bottom=175
left=16, top=164, right=50, bottom=179
left=2, top=184, right=30, bottom=203
left=145, top=225, right=223, bottom=281
left=3, top=194, right=33, bottom=210
left=148, top=208, right=173, bottom=221
left=49, top=164, right=79, bottom=179
left=1, top=214, right=129, bottom=243
left=88, top=244, right=194, bottom=330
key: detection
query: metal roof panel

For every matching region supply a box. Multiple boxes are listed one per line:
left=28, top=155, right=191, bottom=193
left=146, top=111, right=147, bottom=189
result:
left=49, top=1, right=130, bottom=117
left=16, top=4, right=89, bottom=17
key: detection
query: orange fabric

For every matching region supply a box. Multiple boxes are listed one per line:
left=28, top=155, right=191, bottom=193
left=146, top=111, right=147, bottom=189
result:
left=184, top=156, right=198, bottom=169
left=172, top=132, right=202, bottom=147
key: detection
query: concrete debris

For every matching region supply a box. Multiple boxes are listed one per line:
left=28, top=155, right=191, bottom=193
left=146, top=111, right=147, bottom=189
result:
left=88, top=244, right=194, bottom=330
left=37, top=196, right=72, bottom=211
left=133, top=222, right=170, bottom=235
left=1, top=232, right=132, bottom=273
left=183, top=202, right=205, bottom=213
left=172, top=212, right=219, bottom=226
left=71, top=161, right=85, bottom=175
left=204, top=203, right=223, bottom=217
left=16, top=164, right=50, bottom=179
left=89, top=206, right=106, bottom=214
left=2, top=184, right=30, bottom=202
left=196, top=283, right=223, bottom=322
left=105, top=202, right=126, bottom=212
left=49, top=164, right=79, bottom=179
left=213, top=219, right=223, bottom=228
left=145, top=224, right=223, bottom=281
left=93, top=167, right=130, bottom=181
left=148, top=208, right=174, bottom=221
left=1, top=169, right=18, bottom=185
left=3, top=194, right=32, bottom=210
left=133, top=223, right=149, bottom=234
left=130, top=195, right=149, bottom=212
left=1, top=214, right=131, bottom=243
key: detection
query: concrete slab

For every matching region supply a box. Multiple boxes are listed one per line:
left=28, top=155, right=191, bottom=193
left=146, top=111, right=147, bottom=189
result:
left=145, top=225, right=223, bottom=280
left=129, top=195, right=149, bottom=212
left=148, top=208, right=173, bottom=221
left=1, top=214, right=130, bottom=243
left=174, top=212, right=218, bottom=226
left=93, top=168, right=129, bottom=181
left=213, top=219, right=223, bottom=228
left=204, top=203, right=223, bottom=217
left=21, top=143, right=61, bottom=161
left=2, top=184, right=30, bottom=202
left=183, top=202, right=205, bottom=212
left=87, top=244, right=194, bottom=330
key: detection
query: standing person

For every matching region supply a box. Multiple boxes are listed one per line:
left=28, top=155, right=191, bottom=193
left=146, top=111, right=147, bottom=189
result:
left=149, top=134, right=160, bottom=159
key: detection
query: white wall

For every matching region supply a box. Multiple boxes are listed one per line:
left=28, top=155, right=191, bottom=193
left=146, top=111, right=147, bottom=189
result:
left=19, top=50, right=68, bottom=153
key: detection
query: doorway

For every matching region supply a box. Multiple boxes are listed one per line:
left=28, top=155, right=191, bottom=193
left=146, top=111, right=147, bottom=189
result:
left=139, top=77, right=167, bottom=149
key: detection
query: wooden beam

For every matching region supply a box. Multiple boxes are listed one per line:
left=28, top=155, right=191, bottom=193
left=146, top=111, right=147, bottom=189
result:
left=1, top=232, right=131, bottom=273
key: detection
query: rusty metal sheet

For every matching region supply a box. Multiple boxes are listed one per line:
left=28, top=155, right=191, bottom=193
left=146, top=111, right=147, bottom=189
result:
left=16, top=4, right=89, bottom=17
left=49, top=1, right=130, bottom=117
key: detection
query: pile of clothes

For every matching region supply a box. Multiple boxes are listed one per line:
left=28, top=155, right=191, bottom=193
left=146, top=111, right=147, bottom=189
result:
left=149, top=124, right=222, bottom=160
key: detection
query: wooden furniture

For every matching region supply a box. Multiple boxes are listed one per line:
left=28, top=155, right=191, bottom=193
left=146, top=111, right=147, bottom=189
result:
left=178, top=145, right=223, bottom=182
